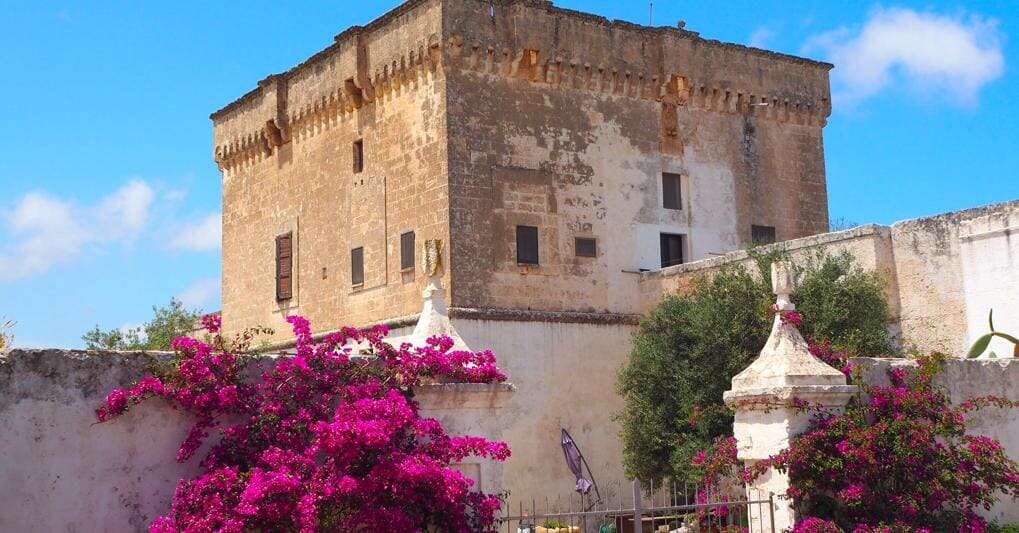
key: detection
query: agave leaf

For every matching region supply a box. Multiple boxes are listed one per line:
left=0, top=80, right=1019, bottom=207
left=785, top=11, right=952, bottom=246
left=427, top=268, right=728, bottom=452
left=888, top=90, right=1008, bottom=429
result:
left=968, top=334, right=994, bottom=358
left=989, top=309, right=996, bottom=332
left=992, top=332, right=1019, bottom=345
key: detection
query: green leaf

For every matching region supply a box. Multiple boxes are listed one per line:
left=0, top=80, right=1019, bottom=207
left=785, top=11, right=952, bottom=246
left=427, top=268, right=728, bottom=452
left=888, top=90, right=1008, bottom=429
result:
left=967, top=334, right=994, bottom=358
left=992, top=331, right=1019, bottom=345
left=989, top=309, right=996, bottom=332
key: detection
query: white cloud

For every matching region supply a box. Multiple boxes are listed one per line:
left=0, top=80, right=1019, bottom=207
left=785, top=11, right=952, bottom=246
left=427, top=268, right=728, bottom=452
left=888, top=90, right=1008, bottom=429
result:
left=170, top=212, right=222, bottom=251
left=0, top=180, right=155, bottom=281
left=748, top=27, right=774, bottom=49
left=176, top=277, right=220, bottom=309
left=806, top=7, right=1004, bottom=107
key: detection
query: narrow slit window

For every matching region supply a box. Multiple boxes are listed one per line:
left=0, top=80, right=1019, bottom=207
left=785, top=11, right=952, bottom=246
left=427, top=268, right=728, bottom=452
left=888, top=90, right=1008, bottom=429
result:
left=351, top=247, right=364, bottom=286
left=516, top=225, right=539, bottom=265
left=352, top=139, right=364, bottom=174
left=662, top=172, right=682, bottom=210
left=660, top=233, right=684, bottom=268
left=575, top=237, right=597, bottom=258
left=400, top=231, right=415, bottom=271
left=275, top=233, right=293, bottom=301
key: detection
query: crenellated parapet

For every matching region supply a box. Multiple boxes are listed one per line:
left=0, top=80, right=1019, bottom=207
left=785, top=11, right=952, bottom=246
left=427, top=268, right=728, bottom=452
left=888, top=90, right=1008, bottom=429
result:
left=444, top=34, right=830, bottom=128
left=211, top=0, right=833, bottom=172
left=213, top=33, right=445, bottom=171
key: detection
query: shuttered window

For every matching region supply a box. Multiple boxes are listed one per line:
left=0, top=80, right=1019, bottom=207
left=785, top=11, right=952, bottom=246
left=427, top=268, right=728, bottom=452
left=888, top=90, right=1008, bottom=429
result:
left=516, top=225, right=539, bottom=265
left=575, top=237, right=597, bottom=258
left=275, top=233, right=293, bottom=301
left=660, top=233, right=685, bottom=268
left=662, top=173, right=682, bottom=210
left=351, top=247, right=364, bottom=287
left=400, top=231, right=415, bottom=271
left=353, top=139, right=364, bottom=174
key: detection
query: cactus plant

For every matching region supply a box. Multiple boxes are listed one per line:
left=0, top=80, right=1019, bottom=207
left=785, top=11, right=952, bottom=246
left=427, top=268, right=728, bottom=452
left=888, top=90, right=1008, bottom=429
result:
left=967, top=310, right=1019, bottom=358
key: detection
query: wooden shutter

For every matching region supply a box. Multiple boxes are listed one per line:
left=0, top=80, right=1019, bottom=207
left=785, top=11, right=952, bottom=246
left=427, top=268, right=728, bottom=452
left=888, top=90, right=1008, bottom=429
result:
left=400, top=231, right=415, bottom=270
left=575, top=237, right=597, bottom=258
left=662, top=173, right=682, bottom=210
left=276, top=233, right=293, bottom=301
left=351, top=247, right=364, bottom=286
left=352, top=140, right=364, bottom=174
left=660, top=233, right=684, bottom=268
left=516, top=225, right=539, bottom=265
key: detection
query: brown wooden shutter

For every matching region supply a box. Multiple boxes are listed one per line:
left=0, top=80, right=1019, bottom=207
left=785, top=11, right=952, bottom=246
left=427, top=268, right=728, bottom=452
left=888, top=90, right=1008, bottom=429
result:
left=276, top=233, right=293, bottom=301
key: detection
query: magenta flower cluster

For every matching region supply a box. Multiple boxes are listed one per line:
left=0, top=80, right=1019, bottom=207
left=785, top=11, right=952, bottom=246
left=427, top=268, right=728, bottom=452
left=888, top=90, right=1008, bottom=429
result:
left=96, top=314, right=510, bottom=532
left=770, top=352, right=1019, bottom=531
left=690, top=327, right=1019, bottom=531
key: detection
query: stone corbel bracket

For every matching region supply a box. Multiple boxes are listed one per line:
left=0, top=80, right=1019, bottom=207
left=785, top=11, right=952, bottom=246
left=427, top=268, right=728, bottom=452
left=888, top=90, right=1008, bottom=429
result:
left=445, top=34, right=830, bottom=127
left=214, top=33, right=446, bottom=172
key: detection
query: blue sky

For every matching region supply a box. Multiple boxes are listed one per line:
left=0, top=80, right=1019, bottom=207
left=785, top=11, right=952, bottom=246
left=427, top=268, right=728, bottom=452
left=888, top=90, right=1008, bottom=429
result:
left=1, top=1, right=1016, bottom=348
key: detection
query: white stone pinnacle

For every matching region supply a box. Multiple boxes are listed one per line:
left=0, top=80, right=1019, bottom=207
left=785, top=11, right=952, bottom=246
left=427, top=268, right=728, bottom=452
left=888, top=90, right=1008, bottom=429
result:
left=408, top=274, right=470, bottom=351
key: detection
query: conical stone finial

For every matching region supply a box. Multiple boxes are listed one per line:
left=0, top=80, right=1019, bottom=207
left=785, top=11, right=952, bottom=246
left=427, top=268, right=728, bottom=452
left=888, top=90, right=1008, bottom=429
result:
left=723, top=261, right=858, bottom=532
left=725, top=261, right=856, bottom=404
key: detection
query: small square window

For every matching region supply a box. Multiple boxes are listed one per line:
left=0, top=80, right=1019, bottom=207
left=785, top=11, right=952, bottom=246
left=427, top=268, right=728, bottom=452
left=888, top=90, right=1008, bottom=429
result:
left=400, top=231, right=415, bottom=271
left=351, top=247, right=364, bottom=286
left=575, top=237, right=597, bottom=258
left=352, top=139, right=364, bottom=174
left=662, top=173, right=682, bottom=210
left=751, top=225, right=776, bottom=245
left=516, top=225, right=539, bottom=265
left=660, top=233, right=685, bottom=268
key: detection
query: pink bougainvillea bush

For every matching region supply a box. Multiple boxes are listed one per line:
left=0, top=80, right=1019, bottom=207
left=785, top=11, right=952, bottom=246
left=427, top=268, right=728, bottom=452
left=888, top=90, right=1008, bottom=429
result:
left=775, top=353, right=1019, bottom=532
left=694, top=351, right=1019, bottom=532
left=96, top=314, right=510, bottom=533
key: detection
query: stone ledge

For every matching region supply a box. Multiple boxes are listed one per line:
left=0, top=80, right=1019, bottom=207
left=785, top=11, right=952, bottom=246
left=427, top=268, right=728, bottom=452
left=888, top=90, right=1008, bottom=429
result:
left=723, top=384, right=858, bottom=409
left=413, top=382, right=516, bottom=410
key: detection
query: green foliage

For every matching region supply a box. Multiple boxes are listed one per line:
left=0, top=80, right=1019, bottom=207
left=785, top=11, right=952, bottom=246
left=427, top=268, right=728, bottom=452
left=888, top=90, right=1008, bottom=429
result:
left=617, top=251, right=893, bottom=484
left=793, top=251, right=892, bottom=357
left=82, top=298, right=203, bottom=351
left=618, top=264, right=772, bottom=484
left=967, top=310, right=1019, bottom=358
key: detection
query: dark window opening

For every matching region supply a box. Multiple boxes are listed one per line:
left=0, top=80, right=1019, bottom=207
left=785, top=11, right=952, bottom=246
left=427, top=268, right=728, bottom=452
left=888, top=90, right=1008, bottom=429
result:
left=351, top=247, right=364, bottom=286
left=575, top=237, right=597, bottom=258
left=660, top=233, right=685, bottom=268
left=662, top=173, right=682, bottom=210
left=400, top=231, right=415, bottom=271
left=275, top=233, right=293, bottom=301
left=352, top=139, right=364, bottom=174
left=516, top=225, right=539, bottom=265
left=751, top=225, right=777, bottom=245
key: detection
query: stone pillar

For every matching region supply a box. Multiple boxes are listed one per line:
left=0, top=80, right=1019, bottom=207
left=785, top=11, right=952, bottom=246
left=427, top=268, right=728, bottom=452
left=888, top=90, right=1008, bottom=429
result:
left=723, top=262, right=857, bottom=531
left=407, top=239, right=471, bottom=351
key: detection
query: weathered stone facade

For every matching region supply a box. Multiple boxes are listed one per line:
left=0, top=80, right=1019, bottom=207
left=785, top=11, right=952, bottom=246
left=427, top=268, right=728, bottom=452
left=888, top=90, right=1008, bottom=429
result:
left=213, top=0, right=832, bottom=338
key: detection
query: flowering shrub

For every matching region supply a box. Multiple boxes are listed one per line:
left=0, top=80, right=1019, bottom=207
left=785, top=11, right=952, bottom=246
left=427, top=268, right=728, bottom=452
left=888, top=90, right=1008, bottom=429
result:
left=695, top=351, right=1019, bottom=532
left=96, top=314, right=510, bottom=532
left=772, top=353, right=1019, bottom=532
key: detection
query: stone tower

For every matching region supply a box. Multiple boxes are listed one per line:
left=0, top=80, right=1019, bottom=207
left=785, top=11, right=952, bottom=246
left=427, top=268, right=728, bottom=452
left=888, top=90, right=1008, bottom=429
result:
left=211, top=0, right=832, bottom=339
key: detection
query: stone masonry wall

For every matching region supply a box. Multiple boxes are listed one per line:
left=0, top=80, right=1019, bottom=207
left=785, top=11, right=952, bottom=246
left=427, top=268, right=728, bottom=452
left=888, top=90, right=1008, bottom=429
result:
left=639, top=200, right=1019, bottom=356
left=214, top=0, right=450, bottom=342
left=443, top=0, right=831, bottom=314
left=853, top=357, right=1019, bottom=522
left=0, top=348, right=512, bottom=531
left=213, top=0, right=832, bottom=338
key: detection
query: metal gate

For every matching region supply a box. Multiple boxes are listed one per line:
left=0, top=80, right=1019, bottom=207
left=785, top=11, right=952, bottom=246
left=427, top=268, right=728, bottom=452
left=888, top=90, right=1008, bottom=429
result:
left=498, top=480, right=775, bottom=533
